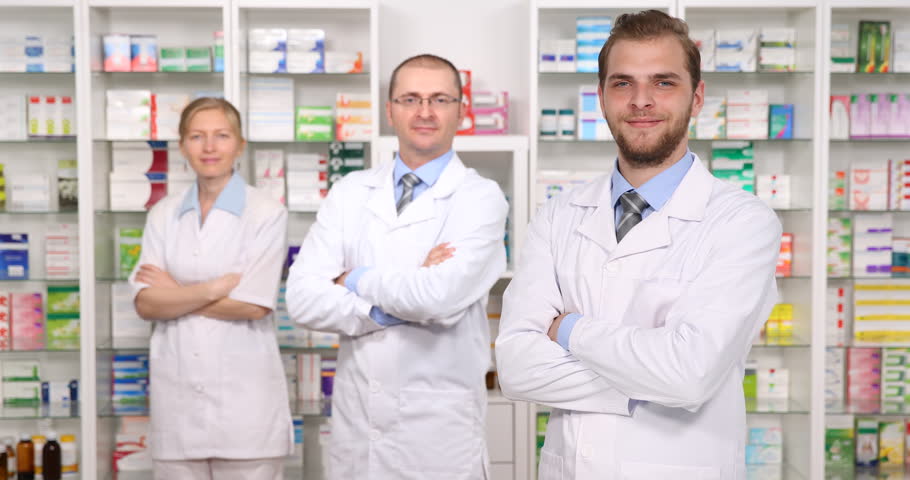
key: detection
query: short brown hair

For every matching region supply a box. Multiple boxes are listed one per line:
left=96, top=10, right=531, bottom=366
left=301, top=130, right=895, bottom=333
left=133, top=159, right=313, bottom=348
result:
left=597, top=10, right=701, bottom=91
left=178, top=97, right=244, bottom=143
left=388, top=54, right=462, bottom=100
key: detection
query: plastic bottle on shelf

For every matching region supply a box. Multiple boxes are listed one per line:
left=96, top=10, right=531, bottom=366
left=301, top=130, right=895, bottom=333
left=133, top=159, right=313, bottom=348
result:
left=58, top=436, right=75, bottom=476
left=15, top=434, right=33, bottom=480
left=40, top=434, right=59, bottom=480
left=3, top=438, right=14, bottom=479
left=30, top=435, right=44, bottom=480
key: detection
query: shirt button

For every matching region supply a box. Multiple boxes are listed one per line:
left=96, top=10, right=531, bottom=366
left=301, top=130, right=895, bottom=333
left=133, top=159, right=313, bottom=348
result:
left=369, top=429, right=380, bottom=442
left=370, top=380, right=381, bottom=394
left=605, top=263, right=619, bottom=273
left=581, top=444, right=592, bottom=458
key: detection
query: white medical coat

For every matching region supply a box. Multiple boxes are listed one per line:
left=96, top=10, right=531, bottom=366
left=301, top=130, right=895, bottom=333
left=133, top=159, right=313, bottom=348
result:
left=287, top=154, right=508, bottom=479
left=130, top=183, right=293, bottom=461
left=495, top=155, right=781, bottom=479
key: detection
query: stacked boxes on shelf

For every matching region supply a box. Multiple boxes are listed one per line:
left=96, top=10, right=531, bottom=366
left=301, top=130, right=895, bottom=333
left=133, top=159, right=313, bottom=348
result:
left=711, top=141, right=754, bottom=193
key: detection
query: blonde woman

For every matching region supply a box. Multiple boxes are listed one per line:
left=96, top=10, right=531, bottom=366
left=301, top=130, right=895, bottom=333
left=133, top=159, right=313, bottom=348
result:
left=129, top=97, right=292, bottom=480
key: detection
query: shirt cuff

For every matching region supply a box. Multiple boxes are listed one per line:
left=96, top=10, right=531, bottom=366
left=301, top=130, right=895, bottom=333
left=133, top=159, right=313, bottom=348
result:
left=344, top=266, right=370, bottom=295
left=557, top=313, right=583, bottom=350
left=370, top=307, right=405, bottom=327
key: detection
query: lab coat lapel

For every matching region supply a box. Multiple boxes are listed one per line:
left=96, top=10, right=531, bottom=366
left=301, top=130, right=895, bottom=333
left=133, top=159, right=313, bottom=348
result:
left=573, top=175, right=618, bottom=252
left=610, top=153, right=712, bottom=260
left=364, top=161, right=398, bottom=228
left=393, top=153, right=468, bottom=230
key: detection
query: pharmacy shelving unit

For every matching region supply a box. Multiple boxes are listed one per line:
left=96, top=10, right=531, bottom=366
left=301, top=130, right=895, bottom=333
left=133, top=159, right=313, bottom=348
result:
left=530, top=0, right=826, bottom=478
left=79, top=0, right=230, bottom=478
left=231, top=0, right=379, bottom=262
left=376, top=133, right=531, bottom=480
left=529, top=0, right=676, bottom=215
left=679, top=2, right=825, bottom=477
left=0, top=0, right=85, bottom=477
left=823, top=1, right=910, bottom=478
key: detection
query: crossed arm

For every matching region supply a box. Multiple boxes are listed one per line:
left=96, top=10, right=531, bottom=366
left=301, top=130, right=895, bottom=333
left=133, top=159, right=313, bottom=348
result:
left=134, top=265, right=271, bottom=321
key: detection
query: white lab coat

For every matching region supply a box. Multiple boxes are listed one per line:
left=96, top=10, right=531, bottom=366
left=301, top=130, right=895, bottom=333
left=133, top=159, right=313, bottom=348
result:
left=130, top=181, right=293, bottom=461
left=495, top=155, right=781, bottom=479
left=287, top=154, right=508, bottom=480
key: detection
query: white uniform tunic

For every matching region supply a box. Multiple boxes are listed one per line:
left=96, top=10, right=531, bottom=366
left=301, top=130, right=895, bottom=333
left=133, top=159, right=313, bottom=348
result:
left=130, top=172, right=293, bottom=460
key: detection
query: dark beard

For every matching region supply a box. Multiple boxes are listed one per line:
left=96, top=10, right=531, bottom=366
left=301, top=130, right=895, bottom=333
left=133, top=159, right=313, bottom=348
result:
left=609, top=107, right=692, bottom=168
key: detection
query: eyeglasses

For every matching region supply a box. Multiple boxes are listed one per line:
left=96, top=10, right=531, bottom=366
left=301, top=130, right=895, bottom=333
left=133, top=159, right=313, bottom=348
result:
left=391, top=94, right=461, bottom=109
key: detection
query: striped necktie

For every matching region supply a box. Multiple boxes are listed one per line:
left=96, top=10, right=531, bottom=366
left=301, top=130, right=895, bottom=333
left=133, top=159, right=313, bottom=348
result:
left=396, top=173, right=421, bottom=215
left=616, top=191, right=649, bottom=243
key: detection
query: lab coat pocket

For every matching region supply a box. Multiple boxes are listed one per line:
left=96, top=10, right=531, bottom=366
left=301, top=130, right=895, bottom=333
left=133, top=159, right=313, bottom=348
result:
left=398, top=388, right=480, bottom=476
left=620, top=461, right=720, bottom=480
left=537, top=449, right=564, bottom=480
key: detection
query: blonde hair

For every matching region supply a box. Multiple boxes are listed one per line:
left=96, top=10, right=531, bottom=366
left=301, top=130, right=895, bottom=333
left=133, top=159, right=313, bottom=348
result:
left=178, top=97, right=244, bottom=143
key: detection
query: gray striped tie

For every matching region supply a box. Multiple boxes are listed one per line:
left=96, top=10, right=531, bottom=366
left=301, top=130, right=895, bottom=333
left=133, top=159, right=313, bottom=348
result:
left=396, top=173, right=420, bottom=215
left=616, top=191, right=649, bottom=243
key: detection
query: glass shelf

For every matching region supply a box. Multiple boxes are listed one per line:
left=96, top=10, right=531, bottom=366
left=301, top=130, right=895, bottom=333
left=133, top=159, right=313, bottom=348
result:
left=0, top=402, right=79, bottom=420
left=97, top=337, right=340, bottom=354
left=241, top=71, right=368, bottom=77
left=93, top=71, right=223, bottom=76
left=0, top=71, right=73, bottom=75
left=539, top=138, right=812, bottom=143
left=98, top=399, right=328, bottom=418
left=831, top=71, right=910, bottom=77
left=538, top=70, right=813, bottom=77
left=752, top=336, right=809, bottom=348
left=0, top=209, right=77, bottom=215
left=829, top=209, right=910, bottom=213
left=826, top=466, right=910, bottom=480
left=0, top=138, right=75, bottom=143
left=776, top=275, right=811, bottom=280
left=774, top=208, right=812, bottom=213
left=0, top=347, right=80, bottom=353
left=825, top=401, right=910, bottom=416
left=0, top=278, right=79, bottom=283
left=830, top=138, right=910, bottom=143
left=95, top=210, right=148, bottom=215
left=247, top=140, right=370, bottom=145
left=745, top=398, right=809, bottom=414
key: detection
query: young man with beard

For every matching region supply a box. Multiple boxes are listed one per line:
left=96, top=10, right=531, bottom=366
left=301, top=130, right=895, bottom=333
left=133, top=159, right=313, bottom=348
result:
left=495, top=10, right=781, bottom=479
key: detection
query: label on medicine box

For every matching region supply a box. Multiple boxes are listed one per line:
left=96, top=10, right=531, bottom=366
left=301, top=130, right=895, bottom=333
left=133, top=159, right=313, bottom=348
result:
left=2, top=360, right=40, bottom=381
left=3, top=381, right=40, bottom=405
left=0, top=233, right=28, bottom=280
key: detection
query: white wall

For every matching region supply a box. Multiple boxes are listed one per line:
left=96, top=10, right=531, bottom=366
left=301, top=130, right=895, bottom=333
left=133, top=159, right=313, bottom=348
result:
left=378, top=0, right=530, bottom=135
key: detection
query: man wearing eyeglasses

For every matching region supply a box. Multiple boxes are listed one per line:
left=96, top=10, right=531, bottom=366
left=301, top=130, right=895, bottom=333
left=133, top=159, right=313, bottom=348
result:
left=287, top=54, right=508, bottom=480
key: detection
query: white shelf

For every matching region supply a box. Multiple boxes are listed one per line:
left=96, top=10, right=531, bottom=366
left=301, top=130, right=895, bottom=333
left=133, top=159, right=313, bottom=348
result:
left=0, top=0, right=73, bottom=5
left=680, top=0, right=819, bottom=9
left=236, top=0, right=374, bottom=8
left=535, top=0, right=673, bottom=10
left=87, top=0, right=224, bottom=7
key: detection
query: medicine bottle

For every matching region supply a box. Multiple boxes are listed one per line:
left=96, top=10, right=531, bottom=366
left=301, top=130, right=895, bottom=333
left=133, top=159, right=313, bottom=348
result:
left=16, top=434, right=33, bottom=480
left=40, top=433, right=59, bottom=480
left=4, top=438, right=15, bottom=478
left=58, top=436, right=75, bottom=475
left=540, top=109, right=558, bottom=140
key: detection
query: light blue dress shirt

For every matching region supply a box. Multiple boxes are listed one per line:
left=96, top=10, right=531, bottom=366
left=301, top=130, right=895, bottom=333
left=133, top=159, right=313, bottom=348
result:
left=344, top=150, right=454, bottom=327
left=556, top=151, right=694, bottom=350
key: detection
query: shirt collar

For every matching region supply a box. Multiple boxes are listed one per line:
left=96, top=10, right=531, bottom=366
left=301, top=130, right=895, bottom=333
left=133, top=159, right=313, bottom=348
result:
left=393, top=149, right=454, bottom=188
left=611, top=150, right=694, bottom=211
left=179, top=171, right=247, bottom=218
